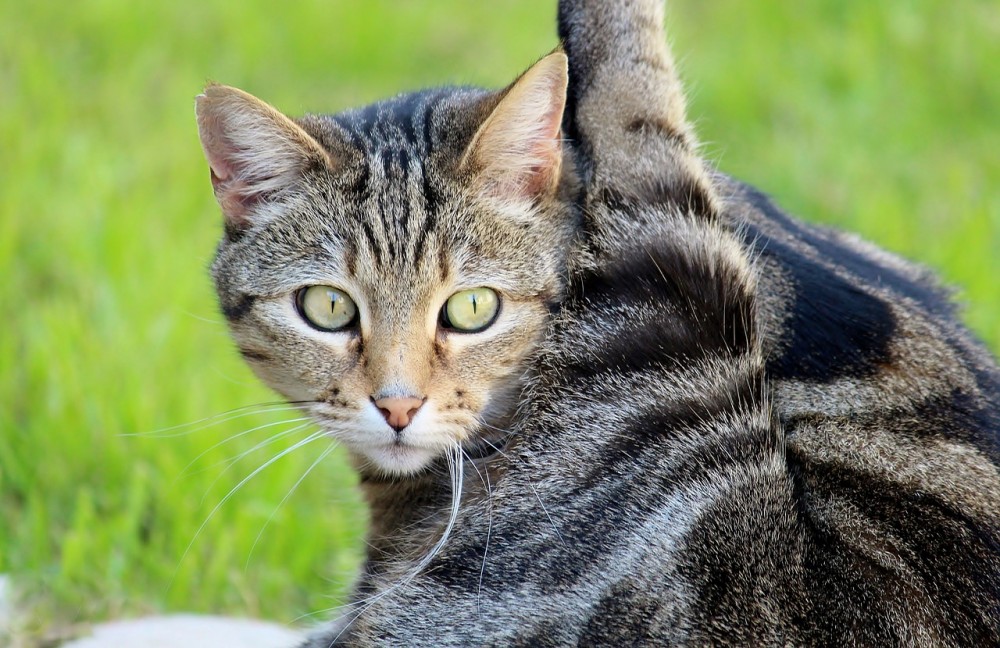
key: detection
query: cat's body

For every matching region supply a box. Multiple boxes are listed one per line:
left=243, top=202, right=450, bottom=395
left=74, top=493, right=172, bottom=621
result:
left=196, top=0, right=1000, bottom=645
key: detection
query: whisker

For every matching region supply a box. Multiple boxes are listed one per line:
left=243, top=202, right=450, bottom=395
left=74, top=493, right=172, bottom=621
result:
left=172, top=428, right=326, bottom=587
left=178, top=416, right=313, bottom=481
left=476, top=430, right=512, bottom=456
left=479, top=437, right=566, bottom=546
left=194, top=422, right=314, bottom=506
left=528, top=481, right=567, bottom=546
left=245, top=439, right=340, bottom=569
left=120, top=401, right=315, bottom=438
left=464, top=448, right=493, bottom=617
left=324, top=444, right=465, bottom=642
left=461, top=446, right=489, bottom=490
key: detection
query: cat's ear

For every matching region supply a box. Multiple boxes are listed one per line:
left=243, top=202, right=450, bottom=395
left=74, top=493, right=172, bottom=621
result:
left=461, top=51, right=568, bottom=205
left=195, top=84, right=333, bottom=229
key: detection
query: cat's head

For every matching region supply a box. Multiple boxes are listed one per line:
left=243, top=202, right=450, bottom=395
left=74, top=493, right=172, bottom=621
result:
left=196, top=53, right=575, bottom=476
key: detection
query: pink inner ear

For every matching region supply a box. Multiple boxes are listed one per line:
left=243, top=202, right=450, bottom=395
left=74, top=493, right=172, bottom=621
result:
left=204, top=146, right=268, bottom=226
left=524, top=162, right=552, bottom=197
left=469, top=54, right=567, bottom=204
left=198, top=110, right=237, bottom=183
left=203, top=145, right=249, bottom=224
left=507, top=128, right=562, bottom=200
left=209, top=167, right=224, bottom=191
left=199, top=124, right=274, bottom=226
left=206, top=150, right=233, bottom=185
left=523, top=100, right=563, bottom=196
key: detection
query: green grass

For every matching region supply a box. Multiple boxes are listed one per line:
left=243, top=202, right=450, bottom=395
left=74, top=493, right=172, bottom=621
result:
left=1, top=1, right=997, bottom=644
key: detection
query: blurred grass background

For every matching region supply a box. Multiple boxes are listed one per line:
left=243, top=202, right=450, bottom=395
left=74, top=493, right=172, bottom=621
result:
left=1, top=0, right=997, bottom=644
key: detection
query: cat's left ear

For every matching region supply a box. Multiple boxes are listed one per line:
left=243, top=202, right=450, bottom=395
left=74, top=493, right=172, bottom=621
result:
left=195, top=84, right=334, bottom=230
left=461, top=51, right=568, bottom=205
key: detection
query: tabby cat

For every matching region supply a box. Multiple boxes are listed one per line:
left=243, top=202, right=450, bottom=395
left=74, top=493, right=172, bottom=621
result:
left=195, top=0, right=1000, bottom=645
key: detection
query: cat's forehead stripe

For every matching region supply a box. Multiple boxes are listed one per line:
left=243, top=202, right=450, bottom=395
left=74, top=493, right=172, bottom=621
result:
left=334, top=88, right=448, bottom=156
left=330, top=94, right=449, bottom=275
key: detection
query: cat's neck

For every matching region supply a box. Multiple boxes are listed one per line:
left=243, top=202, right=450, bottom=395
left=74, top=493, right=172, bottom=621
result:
left=358, top=468, right=450, bottom=562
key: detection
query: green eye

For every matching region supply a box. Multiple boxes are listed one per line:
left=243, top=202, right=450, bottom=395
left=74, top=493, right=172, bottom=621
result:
left=296, top=286, right=358, bottom=332
left=442, top=288, right=500, bottom=333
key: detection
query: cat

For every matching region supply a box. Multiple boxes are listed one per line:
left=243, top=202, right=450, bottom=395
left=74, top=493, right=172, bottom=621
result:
left=195, top=0, right=1000, bottom=645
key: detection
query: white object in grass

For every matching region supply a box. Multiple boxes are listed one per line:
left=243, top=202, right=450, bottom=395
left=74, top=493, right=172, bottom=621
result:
left=0, top=574, right=11, bottom=633
left=61, top=614, right=303, bottom=648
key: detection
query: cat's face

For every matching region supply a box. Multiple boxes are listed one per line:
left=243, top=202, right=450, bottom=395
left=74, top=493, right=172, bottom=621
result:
left=197, top=54, right=573, bottom=475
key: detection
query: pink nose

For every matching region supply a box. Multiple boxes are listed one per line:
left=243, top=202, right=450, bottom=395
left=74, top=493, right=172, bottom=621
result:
left=374, top=396, right=424, bottom=431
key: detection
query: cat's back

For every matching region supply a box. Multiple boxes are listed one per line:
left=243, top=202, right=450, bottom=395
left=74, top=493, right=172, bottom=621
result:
left=718, top=174, right=1000, bottom=643
left=721, top=174, right=999, bottom=439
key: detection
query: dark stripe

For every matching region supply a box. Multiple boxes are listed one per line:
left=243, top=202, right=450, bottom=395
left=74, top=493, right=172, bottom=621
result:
left=665, top=174, right=717, bottom=221
left=223, top=220, right=247, bottom=242
left=597, top=175, right=717, bottom=226
left=784, top=388, right=996, bottom=455
left=557, top=306, right=693, bottom=381
left=359, top=217, right=383, bottom=266
left=507, top=623, right=576, bottom=648
left=578, top=579, right=662, bottom=645
left=586, top=372, right=768, bottom=489
left=345, top=243, right=357, bottom=278
left=741, top=222, right=898, bottom=382
left=349, top=153, right=370, bottom=199
left=412, top=194, right=438, bottom=264
left=221, top=293, right=256, bottom=321
left=376, top=178, right=397, bottom=261
left=357, top=104, right=380, bottom=141
left=426, top=374, right=773, bottom=597
left=237, top=347, right=272, bottom=362
left=397, top=152, right=413, bottom=255
left=735, top=182, right=955, bottom=318
left=422, top=94, right=448, bottom=213
left=675, top=479, right=807, bottom=645
left=389, top=92, right=422, bottom=146
left=570, top=239, right=755, bottom=367
left=791, top=456, right=1000, bottom=643
left=420, top=92, right=448, bottom=153
left=557, top=3, right=597, bottom=184
left=411, top=94, right=444, bottom=261
left=436, top=244, right=449, bottom=281
left=625, top=116, right=685, bottom=145
left=332, top=121, right=370, bottom=197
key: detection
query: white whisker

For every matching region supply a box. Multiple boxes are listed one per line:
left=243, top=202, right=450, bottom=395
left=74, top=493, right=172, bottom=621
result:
left=172, top=428, right=326, bottom=586
left=195, top=422, right=313, bottom=506
left=120, top=402, right=309, bottom=438
left=325, top=444, right=465, bottom=643
left=478, top=436, right=565, bottom=545
left=179, top=416, right=313, bottom=481
left=528, top=481, right=567, bottom=546
left=477, top=457, right=493, bottom=616
left=458, top=446, right=494, bottom=617
left=245, top=440, right=340, bottom=569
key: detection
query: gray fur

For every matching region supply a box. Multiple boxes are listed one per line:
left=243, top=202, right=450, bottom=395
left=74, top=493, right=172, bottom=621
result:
left=195, top=1, right=1000, bottom=645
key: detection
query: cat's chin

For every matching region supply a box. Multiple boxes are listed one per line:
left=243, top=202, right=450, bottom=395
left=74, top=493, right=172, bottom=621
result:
left=356, top=443, right=439, bottom=476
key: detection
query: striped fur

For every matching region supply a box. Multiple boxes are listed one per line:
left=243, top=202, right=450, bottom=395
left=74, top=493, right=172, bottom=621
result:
left=196, top=1, right=1000, bottom=645
left=198, top=54, right=581, bottom=477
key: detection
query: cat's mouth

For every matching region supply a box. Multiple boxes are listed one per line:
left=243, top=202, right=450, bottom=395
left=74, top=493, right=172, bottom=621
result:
left=357, top=440, right=439, bottom=475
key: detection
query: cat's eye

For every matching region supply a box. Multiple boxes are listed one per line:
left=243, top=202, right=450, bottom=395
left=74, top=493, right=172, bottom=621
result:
left=441, top=288, right=500, bottom=333
left=296, top=285, right=358, bottom=332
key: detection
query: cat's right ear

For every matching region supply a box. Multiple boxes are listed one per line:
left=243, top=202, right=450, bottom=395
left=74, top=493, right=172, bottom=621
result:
left=195, top=84, right=334, bottom=230
left=460, top=52, right=568, bottom=207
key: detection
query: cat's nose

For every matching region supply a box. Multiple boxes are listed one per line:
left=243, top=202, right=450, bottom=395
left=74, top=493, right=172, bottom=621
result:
left=373, top=396, right=425, bottom=431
